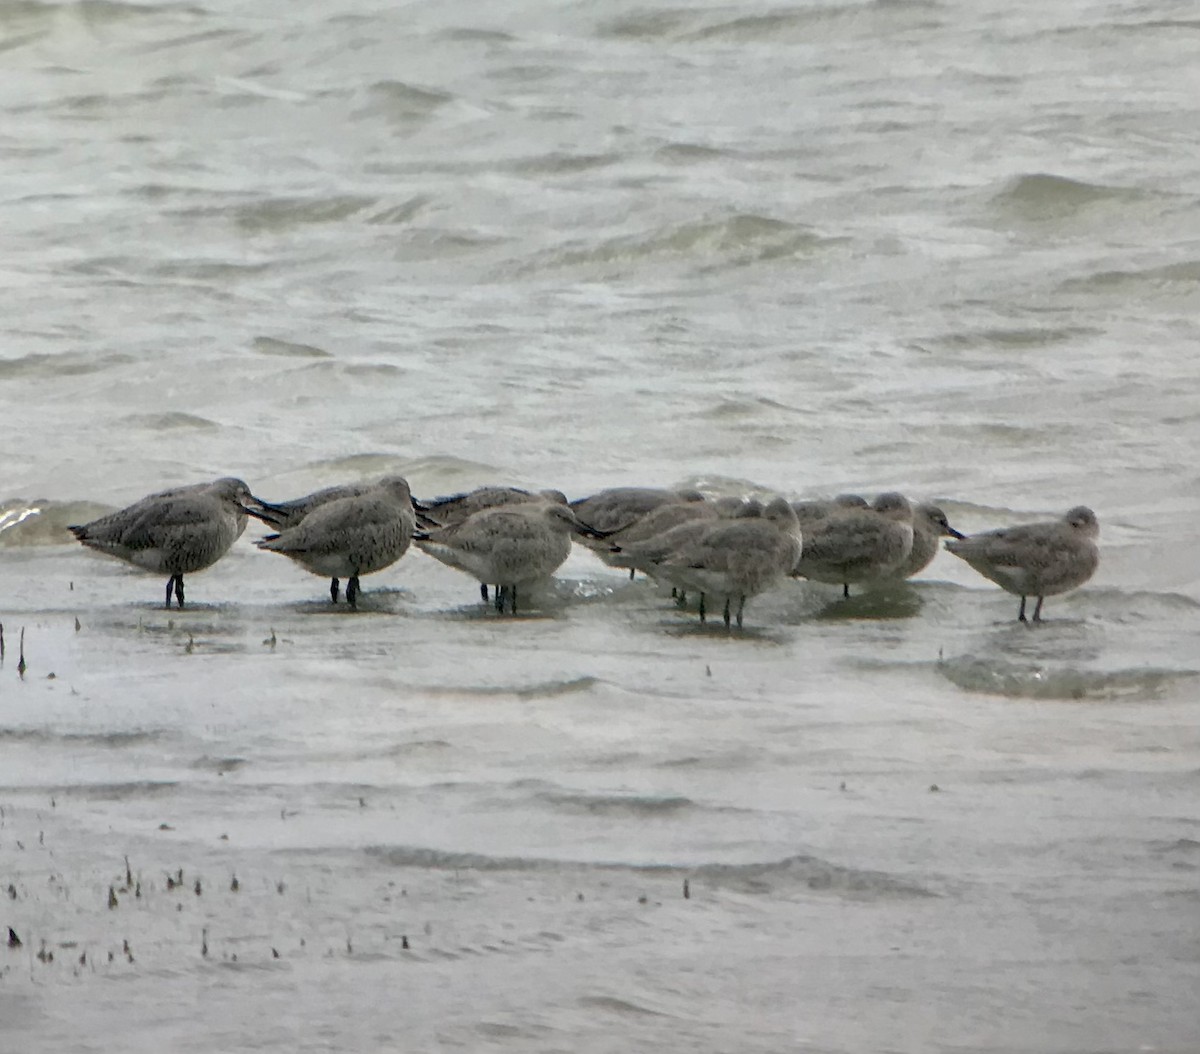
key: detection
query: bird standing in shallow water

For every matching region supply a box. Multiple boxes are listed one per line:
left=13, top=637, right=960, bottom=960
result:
left=414, top=501, right=605, bottom=615
left=792, top=492, right=915, bottom=598
left=945, top=505, right=1099, bottom=622
left=658, top=497, right=802, bottom=629
left=252, top=476, right=415, bottom=607
left=68, top=477, right=255, bottom=608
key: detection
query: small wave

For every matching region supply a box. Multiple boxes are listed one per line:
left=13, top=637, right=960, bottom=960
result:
left=120, top=412, right=218, bottom=431
left=362, top=80, right=453, bottom=122
left=251, top=336, right=332, bottom=359
left=0, top=349, right=134, bottom=380
left=691, top=854, right=935, bottom=898
left=0, top=499, right=112, bottom=547
left=505, top=151, right=622, bottom=176
left=229, top=194, right=375, bottom=233
left=423, top=676, right=603, bottom=701
left=937, top=655, right=1198, bottom=701
left=1059, top=260, right=1200, bottom=296
left=990, top=172, right=1147, bottom=222
left=363, top=196, right=430, bottom=225
left=577, top=995, right=672, bottom=1019
left=927, top=325, right=1099, bottom=351
left=516, top=213, right=836, bottom=278
left=364, top=847, right=932, bottom=897
left=0, top=728, right=155, bottom=746
left=534, top=790, right=696, bottom=816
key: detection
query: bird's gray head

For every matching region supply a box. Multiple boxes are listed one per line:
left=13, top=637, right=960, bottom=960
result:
left=833, top=493, right=869, bottom=510
left=211, top=478, right=253, bottom=503
left=873, top=492, right=913, bottom=521
left=675, top=488, right=707, bottom=503
left=763, top=496, right=800, bottom=530
left=733, top=498, right=764, bottom=519
left=1064, top=505, right=1099, bottom=536
left=377, top=475, right=412, bottom=501
left=917, top=503, right=965, bottom=539
left=713, top=496, right=747, bottom=517
left=538, top=489, right=569, bottom=506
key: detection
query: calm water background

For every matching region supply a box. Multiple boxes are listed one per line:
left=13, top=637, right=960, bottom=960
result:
left=2, top=1, right=1199, bottom=1051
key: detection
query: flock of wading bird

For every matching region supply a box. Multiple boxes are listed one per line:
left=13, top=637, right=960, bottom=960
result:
left=66, top=475, right=1101, bottom=627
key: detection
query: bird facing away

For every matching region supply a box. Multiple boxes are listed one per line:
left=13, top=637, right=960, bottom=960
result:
left=253, top=476, right=415, bottom=607
left=569, top=487, right=705, bottom=533
left=68, top=477, right=254, bottom=608
left=657, top=497, right=802, bottom=628
left=891, top=503, right=965, bottom=580
left=608, top=497, right=751, bottom=581
left=592, top=499, right=720, bottom=574
left=415, top=486, right=567, bottom=528
left=790, top=493, right=869, bottom=525
left=414, top=502, right=605, bottom=615
left=944, top=505, right=1099, bottom=622
left=792, top=491, right=915, bottom=598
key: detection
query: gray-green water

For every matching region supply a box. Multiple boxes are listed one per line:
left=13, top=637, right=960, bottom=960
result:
left=2, top=1, right=1199, bottom=1051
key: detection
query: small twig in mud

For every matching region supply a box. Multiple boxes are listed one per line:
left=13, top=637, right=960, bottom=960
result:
left=125, top=856, right=133, bottom=886
left=18, top=628, right=27, bottom=678
left=0, top=622, right=5, bottom=662
left=230, top=874, right=239, bottom=892
left=201, top=929, right=208, bottom=958
left=108, top=886, right=118, bottom=910
left=74, top=617, right=81, bottom=632
left=193, top=878, right=202, bottom=896
left=401, top=936, right=410, bottom=950
left=272, top=947, right=280, bottom=959
left=683, top=879, right=690, bottom=899
left=7, top=927, right=20, bottom=948
left=185, top=635, right=194, bottom=654
left=263, top=628, right=277, bottom=648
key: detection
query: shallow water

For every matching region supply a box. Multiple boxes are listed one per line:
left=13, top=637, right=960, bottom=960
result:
left=3, top=1, right=1200, bottom=1051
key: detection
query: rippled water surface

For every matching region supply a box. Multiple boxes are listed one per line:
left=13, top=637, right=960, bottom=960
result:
left=2, top=1, right=1199, bottom=1051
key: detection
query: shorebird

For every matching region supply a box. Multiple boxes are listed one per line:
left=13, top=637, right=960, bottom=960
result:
left=252, top=476, right=415, bottom=606
left=414, top=501, right=605, bottom=614
left=790, top=493, right=868, bottom=525
left=656, top=497, right=802, bottom=628
left=792, top=492, right=915, bottom=597
left=415, top=486, right=567, bottom=528
left=68, top=477, right=254, bottom=608
left=891, top=503, right=965, bottom=580
left=945, top=505, right=1099, bottom=621
left=569, top=486, right=705, bottom=533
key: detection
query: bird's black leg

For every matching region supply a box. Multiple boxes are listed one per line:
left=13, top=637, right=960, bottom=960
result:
left=165, top=576, right=175, bottom=609
left=1032, top=596, right=1044, bottom=622
left=175, top=576, right=185, bottom=609
left=736, top=595, right=745, bottom=629
left=842, top=583, right=850, bottom=599
left=347, top=576, right=359, bottom=609
left=698, top=593, right=706, bottom=623
left=330, top=578, right=340, bottom=604
left=510, top=586, right=518, bottom=616
left=722, top=597, right=731, bottom=629
left=480, top=583, right=489, bottom=603
left=628, top=568, right=634, bottom=581
left=1018, top=596, right=1028, bottom=622
left=494, top=585, right=505, bottom=612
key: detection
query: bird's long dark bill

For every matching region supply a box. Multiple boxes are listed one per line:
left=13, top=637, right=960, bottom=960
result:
left=946, top=526, right=967, bottom=539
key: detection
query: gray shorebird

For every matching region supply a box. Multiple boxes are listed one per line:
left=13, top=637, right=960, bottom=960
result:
left=414, top=502, right=605, bottom=615
left=252, top=476, right=415, bottom=607
left=792, top=491, right=914, bottom=598
left=891, top=503, right=965, bottom=580
left=569, top=486, right=705, bottom=533
left=68, top=477, right=254, bottom=608
left=415, top=486, right=567, bottom=528
left=945, top=505, right=1099, bottom=622
left=657, top=497, right=802, bottom=628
